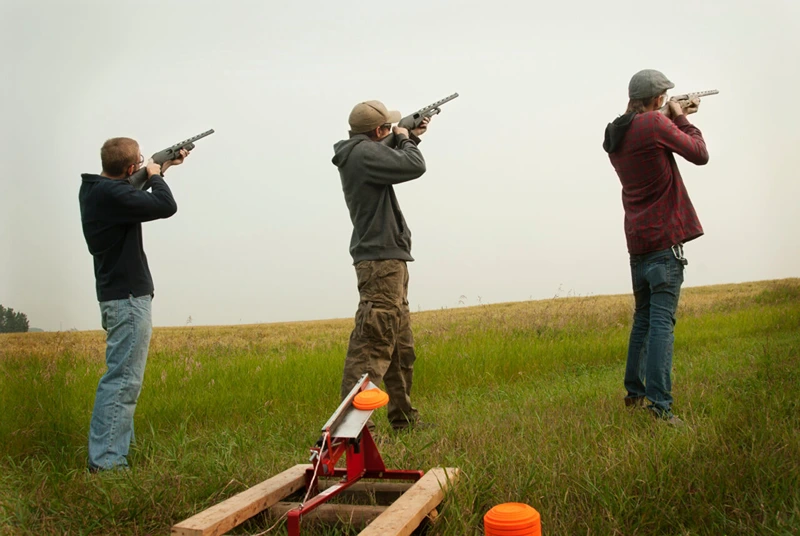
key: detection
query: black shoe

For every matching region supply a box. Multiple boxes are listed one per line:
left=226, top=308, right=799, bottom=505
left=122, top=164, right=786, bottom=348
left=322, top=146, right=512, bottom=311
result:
left=87, top=462, right=129, bottom=474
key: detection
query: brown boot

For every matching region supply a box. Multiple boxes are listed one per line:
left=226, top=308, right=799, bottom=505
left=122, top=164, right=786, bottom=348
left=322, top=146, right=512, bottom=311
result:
left=624, top=396, right=646, bottom=408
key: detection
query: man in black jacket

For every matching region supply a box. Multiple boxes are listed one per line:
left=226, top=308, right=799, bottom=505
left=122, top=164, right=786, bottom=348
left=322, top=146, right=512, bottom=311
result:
left=79, top=137, right=188, bottom=471
left=332, top=100, right=430, bottom=432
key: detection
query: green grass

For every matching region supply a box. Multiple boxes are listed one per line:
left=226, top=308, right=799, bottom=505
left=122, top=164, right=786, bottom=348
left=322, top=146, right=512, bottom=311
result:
left=1, top=279, right=798, bottom=535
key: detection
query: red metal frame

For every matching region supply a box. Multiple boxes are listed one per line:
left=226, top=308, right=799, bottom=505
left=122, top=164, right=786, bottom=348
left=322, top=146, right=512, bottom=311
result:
left=285, top=426, right=424, bottom=535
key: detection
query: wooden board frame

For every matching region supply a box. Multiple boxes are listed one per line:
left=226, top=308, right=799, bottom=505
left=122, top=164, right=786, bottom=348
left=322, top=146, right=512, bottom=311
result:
left=171, top=466, right=460, bottom=536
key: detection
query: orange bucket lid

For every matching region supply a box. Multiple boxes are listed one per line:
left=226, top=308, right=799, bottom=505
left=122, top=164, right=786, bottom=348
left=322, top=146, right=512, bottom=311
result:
left=353, top=388, right=389, bottom=410
left=484, top=503, right=541, bottom=536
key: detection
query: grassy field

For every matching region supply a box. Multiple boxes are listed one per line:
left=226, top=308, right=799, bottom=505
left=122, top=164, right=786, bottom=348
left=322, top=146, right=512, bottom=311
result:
left=1, top=279, right=798, bottom=535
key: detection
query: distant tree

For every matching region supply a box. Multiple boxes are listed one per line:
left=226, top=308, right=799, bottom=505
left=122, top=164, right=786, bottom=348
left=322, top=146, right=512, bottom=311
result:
left=0, top=304, right=30, bottom=333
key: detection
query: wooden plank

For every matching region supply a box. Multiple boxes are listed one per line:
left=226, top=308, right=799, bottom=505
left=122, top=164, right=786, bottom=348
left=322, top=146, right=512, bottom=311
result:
left=358, top=467, right=460, bottom=536
left=269, top=502, right=387, bottom=527
left=171, top=464, right=310, bottom=536
left=427, top=508, right=439, bottom=523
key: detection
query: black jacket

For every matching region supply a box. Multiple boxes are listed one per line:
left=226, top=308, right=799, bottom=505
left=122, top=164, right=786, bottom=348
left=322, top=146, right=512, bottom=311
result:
left=78, top=173, right=177, bottom=302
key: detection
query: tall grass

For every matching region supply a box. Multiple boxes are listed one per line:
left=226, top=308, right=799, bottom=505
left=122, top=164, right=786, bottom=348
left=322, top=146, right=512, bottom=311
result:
left=1, top=279, right=798, bottom=535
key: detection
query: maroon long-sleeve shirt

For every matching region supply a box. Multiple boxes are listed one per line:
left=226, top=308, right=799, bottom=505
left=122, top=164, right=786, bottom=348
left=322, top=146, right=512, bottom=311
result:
left=605, top=112, right=708, bottom=255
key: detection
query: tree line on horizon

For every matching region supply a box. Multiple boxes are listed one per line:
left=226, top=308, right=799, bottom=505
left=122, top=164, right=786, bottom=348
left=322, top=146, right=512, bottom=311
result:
left=0, top=304, right=29, bottom=333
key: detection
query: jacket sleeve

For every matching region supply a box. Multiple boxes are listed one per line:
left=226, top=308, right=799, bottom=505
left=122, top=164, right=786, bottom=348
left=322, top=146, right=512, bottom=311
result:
left=104, top=176, right=178, bottom=223
left=363, top=137, right=427, bottom=185
left=655, top=113, right=709, bottom=165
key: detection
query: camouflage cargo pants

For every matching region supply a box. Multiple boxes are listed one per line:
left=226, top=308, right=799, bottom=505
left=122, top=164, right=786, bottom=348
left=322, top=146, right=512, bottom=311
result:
left=340, top=259, right=419, bottom=430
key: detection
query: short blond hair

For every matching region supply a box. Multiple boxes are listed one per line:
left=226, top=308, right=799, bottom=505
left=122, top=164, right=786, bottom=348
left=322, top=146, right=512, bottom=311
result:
left=100, top=137, right=139, bottom=176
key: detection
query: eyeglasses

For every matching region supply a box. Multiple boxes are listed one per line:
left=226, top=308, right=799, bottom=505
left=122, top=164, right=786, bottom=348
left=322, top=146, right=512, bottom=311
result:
left=381, top=124, right=392, bottom=130
left=138, top=154, right=144, bottom=166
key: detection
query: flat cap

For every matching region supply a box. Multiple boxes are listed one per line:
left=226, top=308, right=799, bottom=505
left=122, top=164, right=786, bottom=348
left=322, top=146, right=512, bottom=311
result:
left=628, top=69, right=675, bottom=99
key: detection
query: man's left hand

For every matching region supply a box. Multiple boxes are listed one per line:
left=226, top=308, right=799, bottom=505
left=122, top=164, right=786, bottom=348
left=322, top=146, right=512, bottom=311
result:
left=161, top=148, right=190, bottom=175
left=411, top=117, right=431, bottom=137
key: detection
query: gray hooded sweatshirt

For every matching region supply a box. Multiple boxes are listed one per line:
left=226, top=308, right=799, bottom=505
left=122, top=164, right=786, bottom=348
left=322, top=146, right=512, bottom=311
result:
left=332, top=134, right=426, bottom=264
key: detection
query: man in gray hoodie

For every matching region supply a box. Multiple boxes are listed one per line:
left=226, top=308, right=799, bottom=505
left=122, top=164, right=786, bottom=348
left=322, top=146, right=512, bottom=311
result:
left=332, top=100, right=430, bottom=432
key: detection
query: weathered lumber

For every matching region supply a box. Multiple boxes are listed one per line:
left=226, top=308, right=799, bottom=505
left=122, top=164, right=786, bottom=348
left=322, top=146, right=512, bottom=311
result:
left=172, top=465, right=459, bottom=536
left=171, top=464, right=309, bottom=536
left=358, top=467, right=459, bottom=536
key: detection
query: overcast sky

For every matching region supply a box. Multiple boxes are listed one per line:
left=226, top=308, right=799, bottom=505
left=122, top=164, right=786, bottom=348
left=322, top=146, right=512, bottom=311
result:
left=1, top=0, right=798, bottom=331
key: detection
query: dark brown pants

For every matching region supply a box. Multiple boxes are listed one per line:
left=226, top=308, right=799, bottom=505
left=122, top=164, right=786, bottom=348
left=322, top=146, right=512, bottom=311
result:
left=340, top=259, right=418, bottom=429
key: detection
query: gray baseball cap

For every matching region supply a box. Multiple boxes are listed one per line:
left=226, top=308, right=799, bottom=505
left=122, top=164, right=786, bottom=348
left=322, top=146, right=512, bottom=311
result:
left=628, top=69, right=675, bottom=99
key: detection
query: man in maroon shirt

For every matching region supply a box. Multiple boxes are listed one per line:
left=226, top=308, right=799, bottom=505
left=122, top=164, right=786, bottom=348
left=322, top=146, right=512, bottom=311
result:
left=603, top=69, right=709, bottom=425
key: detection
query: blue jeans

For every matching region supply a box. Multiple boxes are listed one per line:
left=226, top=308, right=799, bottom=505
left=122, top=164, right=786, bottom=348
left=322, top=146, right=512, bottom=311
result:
left=624, top=247, right=685, bottom=417
left=88, top=295, right=152, bottom=471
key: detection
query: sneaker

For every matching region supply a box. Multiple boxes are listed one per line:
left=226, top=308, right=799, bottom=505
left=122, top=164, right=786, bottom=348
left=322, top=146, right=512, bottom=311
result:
left=664, top=415, right=685, bottom=427
left=648, top=409, right=685, bottom=427
left=624, top=396, right=646, bottom=408
left=87, top=463, right=130, bottom=475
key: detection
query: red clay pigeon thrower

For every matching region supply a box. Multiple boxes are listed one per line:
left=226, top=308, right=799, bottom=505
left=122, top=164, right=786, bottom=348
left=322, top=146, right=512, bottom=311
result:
left=172, top=372, right=459, bottom=536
